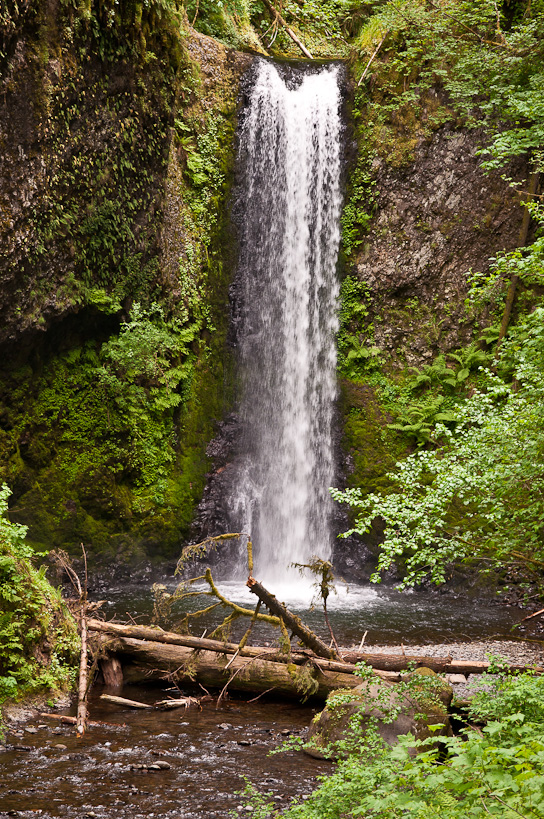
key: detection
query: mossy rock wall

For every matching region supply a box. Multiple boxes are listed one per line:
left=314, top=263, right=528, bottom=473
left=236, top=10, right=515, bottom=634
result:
left=0, top=0, right=252, bottom=567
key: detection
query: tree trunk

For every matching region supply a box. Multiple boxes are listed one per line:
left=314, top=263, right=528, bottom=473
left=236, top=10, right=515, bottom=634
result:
left=111, top=636, right=361, bottom=699
left=246, top=578, right=339, bottom=659
left=88, top=621, right=543, bottom=676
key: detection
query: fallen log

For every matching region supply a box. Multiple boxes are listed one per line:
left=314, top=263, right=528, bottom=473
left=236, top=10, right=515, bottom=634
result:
left=100, top=694, right=153, bottom=709
left=39, top=713, right=126, bottom=729
left=111, top=636, right=362, bottom=699
left=341, top=652, right=453, bottom=673
left=88, top=620, right=543, bottom=675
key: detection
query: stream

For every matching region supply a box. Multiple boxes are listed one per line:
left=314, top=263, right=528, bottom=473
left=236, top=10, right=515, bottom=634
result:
left=1, top=578, right=536, bottom=819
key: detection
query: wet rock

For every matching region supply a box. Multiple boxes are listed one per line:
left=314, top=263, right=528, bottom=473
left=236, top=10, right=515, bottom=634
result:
left=354, top=128, right=526, bottom=366
left=24, top=726, right=38, bottom=734
left=52, top=743, right=68, bottom=750
left=237, top=739, right=251, bottom=746
left=218, top=723, right=233, bottom=730
left=305, top=669, right=452, bottom=760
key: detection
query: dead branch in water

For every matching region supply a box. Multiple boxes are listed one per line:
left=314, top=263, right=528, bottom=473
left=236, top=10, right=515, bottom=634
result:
left=52, top=547, right=89, bottom=736
left=247, top=576, right=339, bottom=660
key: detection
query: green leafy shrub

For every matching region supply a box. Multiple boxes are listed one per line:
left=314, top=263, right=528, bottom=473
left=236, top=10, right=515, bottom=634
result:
left=0, top=486, right=79, bottom=721
left=241, top=671, right=544, bottom=819
left=332, top=304, right=544, bottom=588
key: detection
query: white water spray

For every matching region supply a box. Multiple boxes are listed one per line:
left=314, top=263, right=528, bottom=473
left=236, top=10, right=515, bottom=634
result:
left=231, top=59, right=343, bottom=589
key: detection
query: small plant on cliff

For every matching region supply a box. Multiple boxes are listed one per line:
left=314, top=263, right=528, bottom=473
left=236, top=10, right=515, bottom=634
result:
left=0, top=486, right=78, bottom=722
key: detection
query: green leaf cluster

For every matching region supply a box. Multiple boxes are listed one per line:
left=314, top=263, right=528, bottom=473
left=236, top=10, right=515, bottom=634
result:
left=332, top=299, right=544, bottom=587
left=241, top=671, right=544, bottom=819
left=0, top=486, right=79, bottom=723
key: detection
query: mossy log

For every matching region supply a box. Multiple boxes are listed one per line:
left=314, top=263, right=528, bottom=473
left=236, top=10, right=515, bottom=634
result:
left=246, top=577, right=339, bottom=660
left=108, top=636, right=361, bottom=699
left=88, top=621, right=544, bottom=676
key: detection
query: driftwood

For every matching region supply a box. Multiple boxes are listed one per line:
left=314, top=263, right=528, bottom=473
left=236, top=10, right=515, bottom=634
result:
left=39, top=713, right=125, bottom=729
left=100, top=694, right=153, bottom=709
left=109, top=636, right=361, bottom=699
left=154, top=697, right=200, bottom=710
left=246, top=577, right=339, bottom=660
left=53, top=548, right=89, bottom=735
left=88, top=620, right=544, bottom=676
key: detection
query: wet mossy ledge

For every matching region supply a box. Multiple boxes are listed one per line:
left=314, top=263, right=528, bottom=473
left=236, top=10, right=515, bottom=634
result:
left=0, top=0, right=251, bottom=566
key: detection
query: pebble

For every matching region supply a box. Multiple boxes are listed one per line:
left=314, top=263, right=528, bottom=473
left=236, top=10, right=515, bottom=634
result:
left=25, top=726, right=38, bottom=734
left=237, top=740, right=251, bottom=746
left=53, top=744, right=68, bottom=750
left=218, top=723, right=232, bottom=730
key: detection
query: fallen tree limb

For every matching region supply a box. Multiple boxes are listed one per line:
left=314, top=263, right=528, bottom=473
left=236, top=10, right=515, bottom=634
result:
left=154, top=697, right=200, bottom=710
left=39, top=713, right=125, bottom=729
left=261, top=0, right=313, bottom=59
left=100, top=694, right=153, bottom=709
left=111, top=636, right=361, bottom=699
left=88, top=620, right=543, bottom=675
left=246, top=577, right=338, bottom=660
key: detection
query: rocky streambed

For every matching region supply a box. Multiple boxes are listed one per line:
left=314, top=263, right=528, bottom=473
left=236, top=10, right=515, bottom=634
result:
left=2, top=637, right=543, bottom=818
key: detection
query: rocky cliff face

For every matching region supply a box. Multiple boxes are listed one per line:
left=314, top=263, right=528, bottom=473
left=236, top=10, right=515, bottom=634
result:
left=0, top=2, right=252, bottom=565
left=355, top=126, right=525, bottom=366
left=0, top=6, right=529, bottom=574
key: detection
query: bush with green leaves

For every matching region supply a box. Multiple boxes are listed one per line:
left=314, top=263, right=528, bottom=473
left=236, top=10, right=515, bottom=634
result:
left=351, top=0, right=544, bottom=171
left=0, top=486, right=79, bottom=720
left=239, top=670, right=544, bottom=819
left=332, top=302, right=544, bottom=588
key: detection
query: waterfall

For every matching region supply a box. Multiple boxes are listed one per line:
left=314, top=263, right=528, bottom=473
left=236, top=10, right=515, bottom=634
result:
left=230, top=59, right=343, bottom=588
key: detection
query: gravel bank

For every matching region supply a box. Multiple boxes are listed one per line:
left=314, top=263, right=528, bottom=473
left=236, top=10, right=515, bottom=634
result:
left=357, top=639, right=544, bottom=667
left=352, top=640, right=544, bottom=698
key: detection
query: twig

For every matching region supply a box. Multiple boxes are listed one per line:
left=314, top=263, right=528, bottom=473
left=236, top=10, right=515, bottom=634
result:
left=216, top=652, right=274, bottom=708
left=247, top=686, right=278, bottom=703
left=191, top=0, right=199, bottom=26
left=358, top=631, right=368, bottom=651
left=357, top=33, right=388, bottom=87
left=225, top=649, right=240, bottom=670
left=519, top=606, right=544, bottom=623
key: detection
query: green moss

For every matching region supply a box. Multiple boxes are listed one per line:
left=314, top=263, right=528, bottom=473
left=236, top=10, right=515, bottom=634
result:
left=340, top=379, right=407, bottom=500
left=0, top=11, right=239, bottom=566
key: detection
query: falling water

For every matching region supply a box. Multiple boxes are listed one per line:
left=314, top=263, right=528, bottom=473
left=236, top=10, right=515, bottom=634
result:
left=230, top=59, right=343, bottom=588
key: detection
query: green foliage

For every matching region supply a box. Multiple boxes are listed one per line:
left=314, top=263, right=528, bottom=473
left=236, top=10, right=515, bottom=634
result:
left=0, top=486, right=79, bottom=720
left=337, top=275, right=377, bottom=378
left=341, top=161, right=377, bottom=257
left=351, top=0, right=544, bottom=172
left=243, top=671, right=544, bottom=819
left=0, top=299, right=213, bottom=557
left=332, top=303, right=544, bottom=588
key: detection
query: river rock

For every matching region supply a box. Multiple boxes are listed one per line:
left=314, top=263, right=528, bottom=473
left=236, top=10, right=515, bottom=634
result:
left=304, top=668, right=452, bottom=760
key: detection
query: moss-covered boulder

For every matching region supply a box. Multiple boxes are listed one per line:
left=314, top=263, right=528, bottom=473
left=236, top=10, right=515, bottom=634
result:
left=305, top=668, right=452, bottom=760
